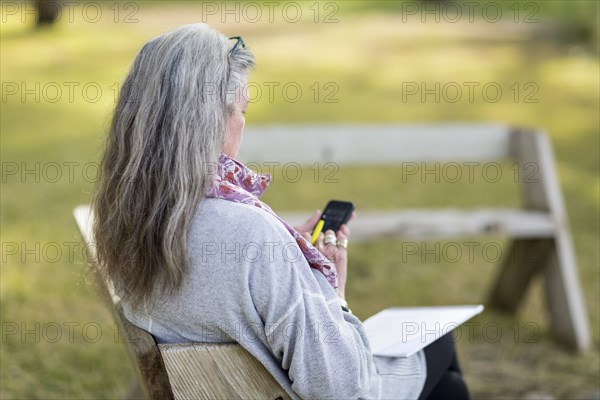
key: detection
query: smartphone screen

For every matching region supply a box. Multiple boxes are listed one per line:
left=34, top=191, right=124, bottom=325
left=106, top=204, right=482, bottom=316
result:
left=317, top=200, right=355, bottom=233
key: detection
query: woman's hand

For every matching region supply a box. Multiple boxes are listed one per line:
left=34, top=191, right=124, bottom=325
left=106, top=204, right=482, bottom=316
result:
left=293, top=210, right=322, bottom=237
left=300, top=222, right=353, bottom=301
left=297, top=211, right=356, bottom=300
left=317, top=226, right=351, bottom=300
left=294, top=210, right=356, bottom=238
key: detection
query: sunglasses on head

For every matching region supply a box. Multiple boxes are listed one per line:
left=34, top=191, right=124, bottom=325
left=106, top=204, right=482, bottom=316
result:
left=228, top=36, right=246, bottom=55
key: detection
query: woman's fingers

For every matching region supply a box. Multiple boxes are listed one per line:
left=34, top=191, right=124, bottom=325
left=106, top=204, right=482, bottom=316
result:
left=318, top=229, right=334, bottom=255
left=349, top=211, right=357, bottom=222
left=301, top=232, right=311, bottom=243
left=320, top=229, right=348, bottom=262
left=314, top=228, right=349, bottom=264
left=315, top=232, right=324, bottom=249
left=323, top=229, right=337, bottom=247
left=339, top=224, right=351, bottom=238
left=294, top=210, right=322, bottom=234
left=336, top=230, right=348, bottom=255
left=336, top=230, right=347, bottom=245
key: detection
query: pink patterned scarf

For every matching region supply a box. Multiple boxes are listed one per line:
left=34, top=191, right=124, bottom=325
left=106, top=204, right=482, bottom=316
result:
left=206, top=153, right=339, bottom=291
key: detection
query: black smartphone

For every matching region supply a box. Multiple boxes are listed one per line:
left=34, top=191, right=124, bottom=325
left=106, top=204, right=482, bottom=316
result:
left=317, top=200, right=355, bottom=233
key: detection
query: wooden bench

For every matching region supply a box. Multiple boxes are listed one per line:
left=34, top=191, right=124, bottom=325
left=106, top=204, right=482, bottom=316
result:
left=73, top=123, right=589, bottom=396
left=73, top=206, right=290, bottom=400
left=238, top=123, right=591, bottom=352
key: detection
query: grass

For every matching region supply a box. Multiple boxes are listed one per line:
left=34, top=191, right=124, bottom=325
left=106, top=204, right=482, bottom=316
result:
left=1, top=2, right=599, bottom=399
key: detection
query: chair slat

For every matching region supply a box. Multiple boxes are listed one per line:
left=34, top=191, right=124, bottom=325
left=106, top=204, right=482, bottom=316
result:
left=159, top=343, right=290, bottom=400
left=280, top=208, right=556, bottom=241
left=239, top=124, right=512, bottom=164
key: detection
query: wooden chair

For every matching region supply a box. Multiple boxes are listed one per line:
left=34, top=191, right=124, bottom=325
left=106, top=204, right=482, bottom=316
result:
left=73, top=206, right=290, bottom=400
left=238, top=123, right=591, bottom=352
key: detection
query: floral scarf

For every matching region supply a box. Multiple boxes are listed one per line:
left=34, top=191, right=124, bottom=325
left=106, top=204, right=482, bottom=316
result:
left=206, top=153, right=339, bottom=291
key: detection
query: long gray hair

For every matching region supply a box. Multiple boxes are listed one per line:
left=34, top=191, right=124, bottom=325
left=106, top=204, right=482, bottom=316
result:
left=92, top=24, right=255, bottom=306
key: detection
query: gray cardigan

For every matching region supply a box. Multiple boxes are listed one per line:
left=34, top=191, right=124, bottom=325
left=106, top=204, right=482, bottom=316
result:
left=123, top=198, right=426, bottom=399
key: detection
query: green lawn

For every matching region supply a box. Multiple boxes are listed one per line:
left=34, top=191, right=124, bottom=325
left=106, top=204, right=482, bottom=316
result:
left=1, top=2, right=599, bottom=399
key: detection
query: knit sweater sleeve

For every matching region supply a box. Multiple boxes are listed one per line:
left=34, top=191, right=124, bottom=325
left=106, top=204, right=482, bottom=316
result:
left=246, top=210, right=379, bottom=399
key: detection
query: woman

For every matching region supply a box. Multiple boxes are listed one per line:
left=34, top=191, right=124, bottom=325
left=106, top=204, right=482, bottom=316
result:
left=93, top=23, right=470, bottom=399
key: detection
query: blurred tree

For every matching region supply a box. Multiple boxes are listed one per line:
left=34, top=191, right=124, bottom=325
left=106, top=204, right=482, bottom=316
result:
left=36, top=0, right=60, bottom=26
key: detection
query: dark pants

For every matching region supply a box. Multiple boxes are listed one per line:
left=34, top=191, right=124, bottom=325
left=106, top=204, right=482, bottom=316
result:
left=417, top=333, right=470, bottom=400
